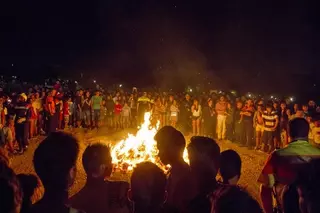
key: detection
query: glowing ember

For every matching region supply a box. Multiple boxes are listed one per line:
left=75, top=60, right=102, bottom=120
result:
left=111, top=112, right=189, bottom=172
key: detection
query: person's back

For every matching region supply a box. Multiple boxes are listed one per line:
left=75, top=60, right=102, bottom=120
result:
left=258, top=118, right=320, bottom=213
left=155, top=126, right=197, bottom=213
left=31, top=132, right=82, bottom=213
left=129, top=162, right=178, bottom=213
left=220, top=149, right=241, bottom=185
left=69, top=143, right=130, bottom=213
left=187, top=136, right=221, bottom=213
left=70, top=180, right=129, bottom=213
left=0, top=161, right=22, bottom=213
left=210, top=185, right=263, bottom=213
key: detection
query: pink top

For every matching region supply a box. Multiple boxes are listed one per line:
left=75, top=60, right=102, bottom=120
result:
left=215, top=101, right=227, bottom=115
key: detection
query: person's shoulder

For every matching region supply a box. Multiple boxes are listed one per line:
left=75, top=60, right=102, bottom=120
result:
left=107, top=180, right=130, bottom=189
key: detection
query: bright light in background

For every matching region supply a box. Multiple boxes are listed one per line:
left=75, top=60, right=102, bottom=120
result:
left=119, top=84, right=122, bottom=88
left=290, top=97, right=294, bottom=102
left=271, top=96, right=274, bottom=99
left=189, top=88, right=193, bottom=92
left=75, top=81, right=78, bottom=84
left=93, top=80, right=96, bottom=84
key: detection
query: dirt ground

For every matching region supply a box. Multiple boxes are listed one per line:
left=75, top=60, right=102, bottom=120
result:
left=10, top=127, right=267, bottom=203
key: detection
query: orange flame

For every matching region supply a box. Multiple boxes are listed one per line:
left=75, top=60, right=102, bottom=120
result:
left=111, top=112, right=189, bottom=172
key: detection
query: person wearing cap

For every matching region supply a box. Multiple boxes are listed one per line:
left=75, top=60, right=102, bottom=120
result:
left=13, top=93, right=30, bottom=154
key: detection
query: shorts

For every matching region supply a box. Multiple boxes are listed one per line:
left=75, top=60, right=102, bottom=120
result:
left=93, top=110, right=100, bottom=122
left=170, top=116, right=178, bottom=122
left=192, top=116, right=201, bottom=121
left=256, top=124, right=264, bottom=132
left=76, top=110, right=82, bottom=121
left=64, top=115, right=70, bottom=125
left=263, top=130, right=276, bottom=145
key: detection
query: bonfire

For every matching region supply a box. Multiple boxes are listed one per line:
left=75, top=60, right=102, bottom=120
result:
left=111, top=112, right=189, bottom=172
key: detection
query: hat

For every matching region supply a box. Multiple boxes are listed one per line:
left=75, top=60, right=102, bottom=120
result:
left=20, top=93, right=27, bottom=101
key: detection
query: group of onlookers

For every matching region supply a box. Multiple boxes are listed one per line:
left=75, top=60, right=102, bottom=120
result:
left=1, top=117, right=320, bottom=213
left=1, top=81, right=320, bottom=157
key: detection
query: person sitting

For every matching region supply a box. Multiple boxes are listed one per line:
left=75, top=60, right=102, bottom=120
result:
left=70, top=143, right=130, bottom=213
left=0, top=161, right=23, bottom=213
left=219, top=149, right=242, bottom=185
left=128, top=162, right=176, bottom=213
left=154, top=126, right=197, bottom=213
left=210, top=185, right=263, bottom=213
left=31, top=132, right=83, bottom=213
left=187, top=136, right=220, bottom=213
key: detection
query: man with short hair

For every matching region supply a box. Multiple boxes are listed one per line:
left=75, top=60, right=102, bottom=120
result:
left=215, top=96, right=227, bottom=140
left=129, top=162, right=171, bottom=213
left=91, top=91, right=102, bottom=128
left=262, top=104, right=279, bottom=153
left=219, top=149, right=241, bottom=185
left=258, top=118, right=320, bottom=213
left=75, top=89, right=84, bottom=128
left=155, top=126, right=196, bottom=213
left=187, top=136, right=220, bottom=213
left=31, top=132, right=83, bottom=213
left=70, top=143, right=129, bottom=213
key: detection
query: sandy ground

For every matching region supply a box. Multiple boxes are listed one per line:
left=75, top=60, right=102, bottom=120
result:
left=10, top=127, right=267, bottom=202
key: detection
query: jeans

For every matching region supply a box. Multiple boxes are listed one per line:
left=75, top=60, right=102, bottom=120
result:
left=83, top=110, right=91, bottom=125
left=93, top=109, right=100, bottom=123
left=216, top=114, right=226, bottom=139
left=243, top=120, right=254, bottom=147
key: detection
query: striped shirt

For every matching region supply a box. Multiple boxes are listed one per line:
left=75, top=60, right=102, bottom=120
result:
left=262, top=110, right=278, bottom=131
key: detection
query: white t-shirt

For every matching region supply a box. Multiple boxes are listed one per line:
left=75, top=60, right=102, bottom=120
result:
left=192, top=105, right=202, bottom=117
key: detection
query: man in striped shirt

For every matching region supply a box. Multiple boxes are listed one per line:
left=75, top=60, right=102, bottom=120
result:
left=262, top=104, right=279, bottom=153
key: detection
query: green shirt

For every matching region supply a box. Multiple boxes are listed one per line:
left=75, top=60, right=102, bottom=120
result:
left=91, top=96, right=102, bottom=110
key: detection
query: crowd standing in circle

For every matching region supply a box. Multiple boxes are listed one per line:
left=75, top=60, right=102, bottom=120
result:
left=0, top=80, right=320, bottom=213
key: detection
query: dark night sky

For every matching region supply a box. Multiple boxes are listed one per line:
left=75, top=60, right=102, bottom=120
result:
left=0, top=0, right=319, bottom=93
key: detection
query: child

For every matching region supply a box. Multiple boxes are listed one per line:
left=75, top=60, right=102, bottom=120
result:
left=219, top=149, right=242, bottom=185
left=29, top=97, right=38, bottom=138
left=2, top=116, right=15, bottom=153
left=69, top=143, right=130, bottom=213
left=63, top=97, right=72, bottom=129
left=121, top=102, right=131, bottom=129
left=170, top=100, right=179, bottom=128
left=114, top=101, right=122, bottom=129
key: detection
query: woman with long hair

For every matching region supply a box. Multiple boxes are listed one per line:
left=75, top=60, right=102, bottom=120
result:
left=170, top=100, right=179, bottom=128
left=191, top=99, right=202, bottom=136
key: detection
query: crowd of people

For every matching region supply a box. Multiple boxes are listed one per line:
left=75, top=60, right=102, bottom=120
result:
left=0, top=81, right=320, bottom=156
left=0, top=81, right=320, bottom=213
left=1, top=118, right=320, bottom=213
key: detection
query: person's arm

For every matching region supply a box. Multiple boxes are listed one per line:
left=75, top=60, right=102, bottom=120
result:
left=258, top=152, right=276, bottom=213
left=272, top=116, right=279, bottom=131
left=90, top=97, right=94, bottom=108
left=215, top=103, right=220, bottom=114
left=253, top=111, right=257, bottom=127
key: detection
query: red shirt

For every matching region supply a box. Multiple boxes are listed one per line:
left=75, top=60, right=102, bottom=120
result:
left=258, top=140, right=320, bottom=186
left=30, top=106, right=38, bottom=119
left=63, top=102, right=69, bottom=116
left=114, top=104, right=122, bottom=115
